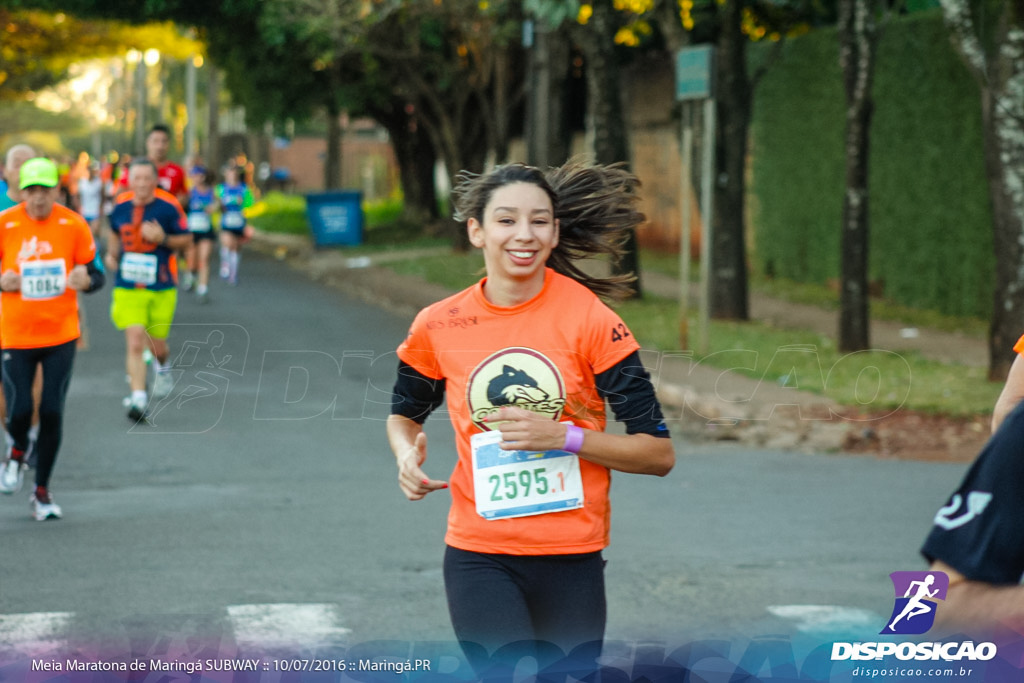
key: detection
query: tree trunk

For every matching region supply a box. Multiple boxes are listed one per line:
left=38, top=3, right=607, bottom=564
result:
left=526, top=23, right=571, bottom=167
left=982, top=78, right=1024, bottom=380
left=493, top=45, right=513, bottom=165
left=371, top=100, right=439, bottom=226
left=206, top=66, right=220, bottom=169
left=574, top=0, right=642, bottom=298
left=940, top=0, right=1024, bottom=381
left=710, top=0, right=750, bottom=320
left=400, top=124, right=440, bottom=226
left=837, top=0, right=878, bottom=352
left=323, top=89, right=343, bottom=190
left=428, top=112, right=479, bottom=251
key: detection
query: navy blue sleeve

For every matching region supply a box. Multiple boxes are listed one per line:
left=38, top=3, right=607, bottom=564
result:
left=158, top=200, right=188, bottom=235
left=83, top=256, right=105, bottom=294
left=921, top=400, right=1024, bottom=585
left=108, top=203, right=127, bottom=235
left=594, top=350, right=670, bottom=438
left=391, top=361, right=445, bottom=424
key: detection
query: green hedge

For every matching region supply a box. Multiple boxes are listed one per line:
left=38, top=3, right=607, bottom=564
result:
left=750, top=11, right=993, bottom=317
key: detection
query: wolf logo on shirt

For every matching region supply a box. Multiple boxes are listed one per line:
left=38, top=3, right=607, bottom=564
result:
left=488, top=365, right=550, bottom=406
left=468, top=348, right=566, bottom=429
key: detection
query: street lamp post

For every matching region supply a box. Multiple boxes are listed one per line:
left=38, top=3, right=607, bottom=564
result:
left=186, top=54, right=203, bottom=161
left=125, top=49, right=142, bottom=152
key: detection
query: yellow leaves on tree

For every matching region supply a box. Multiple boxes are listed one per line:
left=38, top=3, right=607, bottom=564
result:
left=0, top=9, right=202, bottom=101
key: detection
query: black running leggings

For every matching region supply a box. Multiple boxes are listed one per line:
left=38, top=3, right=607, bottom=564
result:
left=443, top=545, right=606, bottom=678
left=2, top=340, right=76, bottom=489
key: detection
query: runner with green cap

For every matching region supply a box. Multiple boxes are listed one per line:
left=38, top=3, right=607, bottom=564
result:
left=0, top=157, right=105, bottom=519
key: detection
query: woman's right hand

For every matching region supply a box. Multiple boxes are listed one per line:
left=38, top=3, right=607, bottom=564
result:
left=397, top=432, right=448, bottom=500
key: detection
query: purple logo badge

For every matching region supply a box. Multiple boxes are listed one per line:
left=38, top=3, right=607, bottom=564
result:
left=881, top=571, right=948, bottom=635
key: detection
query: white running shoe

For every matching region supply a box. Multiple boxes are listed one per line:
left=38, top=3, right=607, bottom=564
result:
left=152, top=370, right=175, bottom=399
left=0, top=459, right=25, bottom=494
left=31, top=489, right=62, bottom=521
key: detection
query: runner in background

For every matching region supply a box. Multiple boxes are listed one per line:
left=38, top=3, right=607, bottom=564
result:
left=0, top=158, right=104, bottom=519
left=186, top=166, right=218, bottom=304
left=75, top=160, right=105, bottom=242
left=106, top=159, right=192, bottom=422
left=0, top=144, right=35, bottom=212
left=73, top=161, right=109, bottom=352
left=216, top=165, right=253, bottom=286
left=0, top=144, right=40, bottom=456
left=121, top=126, right=193, bottom=292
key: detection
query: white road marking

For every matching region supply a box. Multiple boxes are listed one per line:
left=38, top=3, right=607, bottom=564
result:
left=768, top=605, right=881, bottom=635
left=0, top=612, right=73, bottom=655
left=226, top=603, right=351, bottom=650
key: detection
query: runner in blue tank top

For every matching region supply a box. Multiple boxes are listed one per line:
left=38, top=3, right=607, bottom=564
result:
left=215, top=166, right=253, bottom=286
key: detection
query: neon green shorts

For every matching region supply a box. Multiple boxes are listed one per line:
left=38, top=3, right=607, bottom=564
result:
left=110, top=287, right=178, bottom=338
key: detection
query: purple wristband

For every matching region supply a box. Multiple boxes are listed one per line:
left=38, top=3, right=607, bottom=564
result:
left=563, top=425, right=585, bottom=454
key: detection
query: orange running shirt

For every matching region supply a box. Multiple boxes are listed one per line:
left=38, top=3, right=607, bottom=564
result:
left=1014, top=335, right=1024, bottom=355
left=0, top=203, right=97, bottom=349
left=397, top=269, right=641, bottom=556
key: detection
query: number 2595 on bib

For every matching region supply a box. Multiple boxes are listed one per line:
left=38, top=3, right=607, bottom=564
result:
left=470, top=430, right=584, bottom=520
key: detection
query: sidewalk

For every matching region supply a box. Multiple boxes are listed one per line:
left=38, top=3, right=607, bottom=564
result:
left=642, top=271, right=987, bottom=368
left=250, top=231, right=989, bottom=457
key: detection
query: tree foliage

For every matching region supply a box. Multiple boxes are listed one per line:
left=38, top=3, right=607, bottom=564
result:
left=0, top=9, right=196, bottom=102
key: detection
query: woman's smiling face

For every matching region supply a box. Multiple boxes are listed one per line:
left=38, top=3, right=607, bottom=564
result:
left=469, top=181, right=559, bottom=290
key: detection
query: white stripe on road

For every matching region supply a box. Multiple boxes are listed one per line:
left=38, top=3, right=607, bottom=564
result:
left=226, top=603, right=351, bottom=650
left=0, top=612, right=73, bottom=655
left=768, top=605, right=881, bottom=635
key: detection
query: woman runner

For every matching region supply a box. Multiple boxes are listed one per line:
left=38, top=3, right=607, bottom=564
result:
left=387, top=161, right=675, bottom=678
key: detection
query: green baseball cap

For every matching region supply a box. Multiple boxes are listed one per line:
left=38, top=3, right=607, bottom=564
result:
left=19, top=157, right=59, bottom=190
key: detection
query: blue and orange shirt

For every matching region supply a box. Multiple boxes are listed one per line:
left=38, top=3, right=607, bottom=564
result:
left=108, top=193, right=187, bottom=291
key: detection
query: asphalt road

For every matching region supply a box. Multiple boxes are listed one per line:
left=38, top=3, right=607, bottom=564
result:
left=0, top=251, right=972, bottom=674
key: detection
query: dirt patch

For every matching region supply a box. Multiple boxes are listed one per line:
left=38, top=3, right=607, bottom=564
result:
left=836, top=409, right=990, bottom=463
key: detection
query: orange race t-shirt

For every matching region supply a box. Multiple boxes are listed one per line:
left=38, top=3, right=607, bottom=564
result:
left=0, top=203, right=97, bottom=349
left=1014, top=335, right=1024, bottom=355
left=397, top=268, right=641, bottom=556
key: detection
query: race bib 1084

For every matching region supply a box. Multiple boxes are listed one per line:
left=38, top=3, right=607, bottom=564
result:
left=470, top=430, right=584, bottom=520
left=21, top=258, right=67, bottom=300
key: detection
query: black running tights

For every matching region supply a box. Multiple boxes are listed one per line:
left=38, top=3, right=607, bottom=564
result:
left=443, top=545, right=606, bottom=680
left=2, top=340, right=76, bottom=488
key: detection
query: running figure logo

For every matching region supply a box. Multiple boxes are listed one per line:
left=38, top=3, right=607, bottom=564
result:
left=881, top=571, right=948, bottom=635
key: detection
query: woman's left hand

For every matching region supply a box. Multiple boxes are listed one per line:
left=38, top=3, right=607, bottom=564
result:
left=485, top=406, right=570, bottom=452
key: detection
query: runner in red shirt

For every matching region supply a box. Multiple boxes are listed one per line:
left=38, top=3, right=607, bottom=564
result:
left=120, top=125, right=189, bottom=204
left=388, top=162, right=675, bottom=677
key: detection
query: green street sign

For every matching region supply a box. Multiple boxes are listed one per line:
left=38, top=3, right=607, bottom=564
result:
left=676, top=45, right=714, bottom=101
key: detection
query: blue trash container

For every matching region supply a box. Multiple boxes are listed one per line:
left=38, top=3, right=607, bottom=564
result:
left=305, top=191, right=364, bottom=247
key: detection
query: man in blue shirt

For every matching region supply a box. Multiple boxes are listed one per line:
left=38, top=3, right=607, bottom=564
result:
left=106, top=159, right=192, bottom=421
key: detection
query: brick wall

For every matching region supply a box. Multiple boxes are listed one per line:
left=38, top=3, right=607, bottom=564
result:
left=268, top=121, right=399, bottom=199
